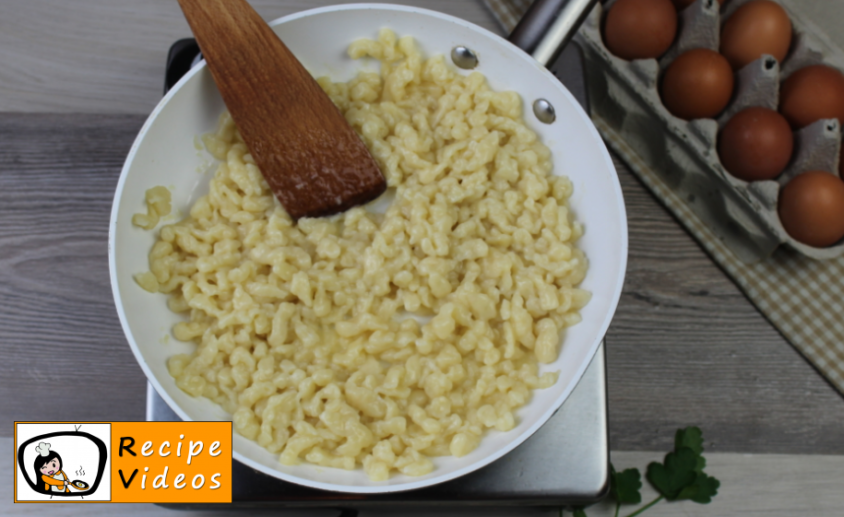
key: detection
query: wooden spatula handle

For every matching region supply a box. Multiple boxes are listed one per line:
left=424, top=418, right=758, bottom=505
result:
left=177, top=0, right=386, bottom=220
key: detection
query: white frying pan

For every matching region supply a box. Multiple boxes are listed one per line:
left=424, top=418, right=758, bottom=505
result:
left=109, top=1, right=627, bottom=493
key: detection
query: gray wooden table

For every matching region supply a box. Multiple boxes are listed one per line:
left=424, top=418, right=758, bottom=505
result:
left=2, top=1, right=843, bottom=515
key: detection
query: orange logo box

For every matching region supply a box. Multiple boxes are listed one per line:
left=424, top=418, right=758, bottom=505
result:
left=111, top=422, right=231, bottom=503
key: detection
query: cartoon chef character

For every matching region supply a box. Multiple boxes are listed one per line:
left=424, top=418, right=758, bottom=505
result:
left=33, top=442, right=69, bottom=493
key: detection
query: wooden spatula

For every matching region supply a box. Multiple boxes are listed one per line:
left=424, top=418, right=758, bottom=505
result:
left=176, top=0, right=386, bottom=220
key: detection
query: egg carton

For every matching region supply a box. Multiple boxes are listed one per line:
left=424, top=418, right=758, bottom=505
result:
left=575, top=0, right=844, bottom=261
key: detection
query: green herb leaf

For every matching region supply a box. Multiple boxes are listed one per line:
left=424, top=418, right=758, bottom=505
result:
left=674, top=426, right=706, bottom=472
left=646, top=447, right=698, bottom=500
left=572, top=506, right=587, bottom=517
left=674, top=426, right=703, bottom=455
left=610, top=463, right=642, bottom=504
left=675, top=471, right=721, bottom=504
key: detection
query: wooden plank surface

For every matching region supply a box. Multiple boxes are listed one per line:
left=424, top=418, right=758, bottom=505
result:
left=0, top=0, right=502, bottom=114
left=3, top=0, right=843, bottom=119
left=0, top=114, right=149, bottom=422
left=607, top=152, right=844, bottom=454
left=2, top=113, right=842, bottom=453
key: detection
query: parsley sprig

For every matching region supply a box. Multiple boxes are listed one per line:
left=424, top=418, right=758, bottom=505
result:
left=569, top=426, right=720, bottom=517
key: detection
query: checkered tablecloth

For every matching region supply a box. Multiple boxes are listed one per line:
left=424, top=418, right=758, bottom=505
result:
left=483, top=0, right=844, bottom=396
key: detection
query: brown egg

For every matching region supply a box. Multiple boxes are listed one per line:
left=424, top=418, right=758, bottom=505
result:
left=662, top=49, right=734, bottom=120
left=780, top=65, right=844, bottom=129
left=673, top=0, right=724, bottom=10
left=720, top=0, right=792, bottom=71
left=604, top=0, right=678, bottom=60
left=718, top=107, right=793, bottom=181
left=778, top=171, right=844, bottom=247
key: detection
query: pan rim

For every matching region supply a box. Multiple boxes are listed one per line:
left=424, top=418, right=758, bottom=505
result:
left=109, top=2, right=627, bottom=494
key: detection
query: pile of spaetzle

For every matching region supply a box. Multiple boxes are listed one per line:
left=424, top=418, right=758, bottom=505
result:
left=135, top=29, right=589, bottom=481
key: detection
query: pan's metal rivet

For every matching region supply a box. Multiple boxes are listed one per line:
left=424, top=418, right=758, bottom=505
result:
left=533, top=99, right=556, bottom=124
left=451, top=46, right=479, bottom=69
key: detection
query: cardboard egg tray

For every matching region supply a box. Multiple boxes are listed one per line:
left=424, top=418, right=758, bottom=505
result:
left=575, top=0, right=844, bottom=261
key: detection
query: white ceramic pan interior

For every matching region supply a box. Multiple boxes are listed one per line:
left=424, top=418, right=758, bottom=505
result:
left=109, top=4, right=627, bottom=493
